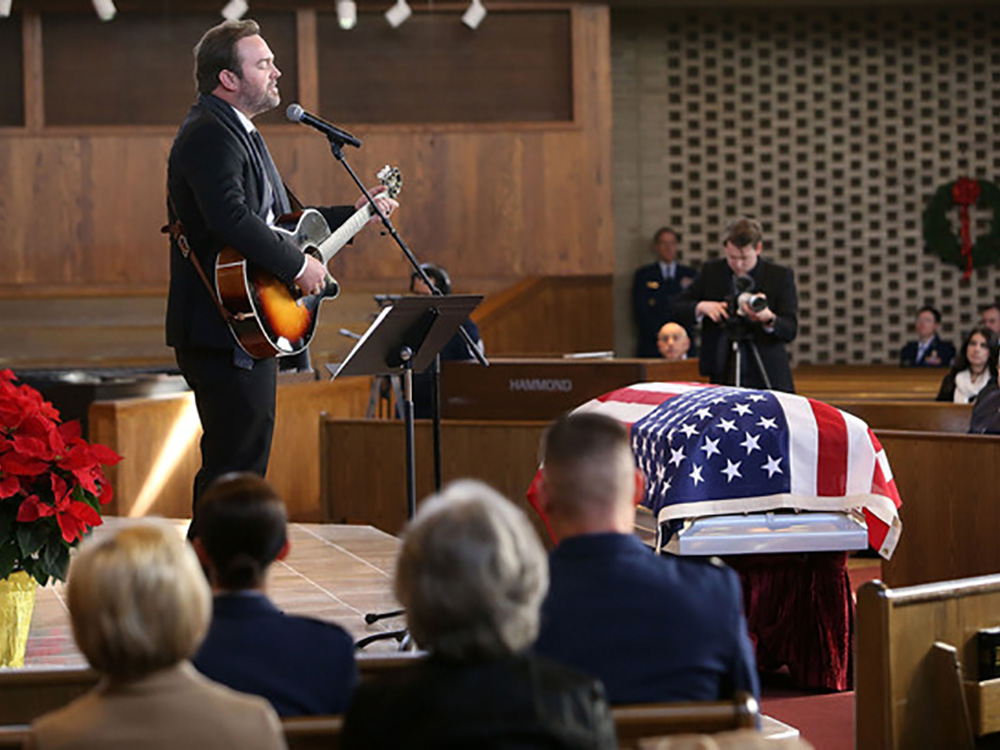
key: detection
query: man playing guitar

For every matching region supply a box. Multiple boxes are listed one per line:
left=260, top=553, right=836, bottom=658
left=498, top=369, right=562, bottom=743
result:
left=165, top=19, right=397, bottom=536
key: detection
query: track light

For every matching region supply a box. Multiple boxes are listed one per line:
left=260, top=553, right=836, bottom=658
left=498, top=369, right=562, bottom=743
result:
left=384, top=0, right=411, bottom=28
left=462, top=0, right=486, bottom=29
left=0, top=0, right=11, bottom=19
left=92, top=0, right=116, bottom=21
left=220, top=0, right=248, bottom=21
left=337, top=0, right=357, bottom=30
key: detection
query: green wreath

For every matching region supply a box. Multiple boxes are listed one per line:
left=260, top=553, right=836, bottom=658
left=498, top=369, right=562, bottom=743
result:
left=922, top=178, right=1000, bottom=276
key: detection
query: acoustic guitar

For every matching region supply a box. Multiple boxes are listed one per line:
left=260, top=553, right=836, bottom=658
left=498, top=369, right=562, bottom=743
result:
left=215, top=165, right=402, bottom=359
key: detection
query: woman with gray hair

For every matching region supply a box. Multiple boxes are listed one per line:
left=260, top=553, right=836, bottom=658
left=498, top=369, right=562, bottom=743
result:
left=342, top=479, right=617, bottom=749
left=28, top=522, right=286, bottom=750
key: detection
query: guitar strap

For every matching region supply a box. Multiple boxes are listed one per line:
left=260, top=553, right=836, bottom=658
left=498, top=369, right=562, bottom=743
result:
left=162, top=193, right=236, bottom=326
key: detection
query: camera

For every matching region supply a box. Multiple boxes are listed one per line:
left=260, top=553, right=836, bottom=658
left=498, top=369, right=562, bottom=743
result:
left=728, top=275, right=767, bottom=317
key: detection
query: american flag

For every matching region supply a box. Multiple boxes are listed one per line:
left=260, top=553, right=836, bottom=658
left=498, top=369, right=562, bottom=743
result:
left=529, top=382, right=902, bottom=559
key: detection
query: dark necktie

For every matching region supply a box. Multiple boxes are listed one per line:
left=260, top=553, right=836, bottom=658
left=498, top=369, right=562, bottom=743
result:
left=249, top=129, right=291, bottom=216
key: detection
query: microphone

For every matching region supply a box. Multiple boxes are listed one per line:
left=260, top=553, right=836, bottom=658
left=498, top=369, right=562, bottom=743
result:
left=286, top=104, right=361, bottom=148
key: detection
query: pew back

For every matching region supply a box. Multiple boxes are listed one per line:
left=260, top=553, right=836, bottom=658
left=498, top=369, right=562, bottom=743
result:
left=877, top=430, right=1000, bottom=588
left=856, top=575, right=1000, bottom=750
left=831, top=401, right=971, bottom=433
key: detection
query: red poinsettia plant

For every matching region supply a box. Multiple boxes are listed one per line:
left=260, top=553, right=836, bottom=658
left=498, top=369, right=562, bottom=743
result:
left=0, top=370, right=121, bottom=585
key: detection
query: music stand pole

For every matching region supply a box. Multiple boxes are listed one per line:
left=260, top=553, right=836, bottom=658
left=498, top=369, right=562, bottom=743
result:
left=400, top=347, right=417, bottom=520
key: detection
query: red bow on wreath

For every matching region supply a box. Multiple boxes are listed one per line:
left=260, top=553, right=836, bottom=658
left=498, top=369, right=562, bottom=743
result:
left=953, top=177, right=981, bottom=280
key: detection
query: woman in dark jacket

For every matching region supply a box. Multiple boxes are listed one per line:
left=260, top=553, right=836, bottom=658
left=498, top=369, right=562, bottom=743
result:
left=936, top=327, right=998, bottom=403
left=341, top=480, right=617, bottom=750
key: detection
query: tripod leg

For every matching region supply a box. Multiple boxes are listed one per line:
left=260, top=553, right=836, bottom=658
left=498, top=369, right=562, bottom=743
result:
left=748, top=339, right=773, bottom=390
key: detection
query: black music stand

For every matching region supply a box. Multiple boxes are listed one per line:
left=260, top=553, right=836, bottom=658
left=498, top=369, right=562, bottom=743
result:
left=331, top=294, right=482, bottom=522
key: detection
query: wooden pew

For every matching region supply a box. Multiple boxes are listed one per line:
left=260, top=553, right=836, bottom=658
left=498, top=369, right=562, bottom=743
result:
left=831, top=401, right=971, bottom=433
left=0, top=693, right=759, bottom=750
left=0, top=655, right=425, bottom=727
left=794, top=365, right=945, bottom=402
left=283, top=693, right=760, bottom=750
left=856, top=575, right=1000, bottom=750
left=877, top=430, right=1000, bottom=588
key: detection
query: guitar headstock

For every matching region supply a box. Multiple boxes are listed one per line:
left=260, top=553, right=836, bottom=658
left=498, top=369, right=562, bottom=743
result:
left=377, top=165, right=403, bottom=199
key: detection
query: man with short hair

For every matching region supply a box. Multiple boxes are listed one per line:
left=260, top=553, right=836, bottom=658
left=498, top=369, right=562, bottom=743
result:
left=632, top=228, right=697, bottom=357
left=980, top=302, right=1000, bottom=340
left=656, top=322, right=691, bottom=361
left=533, top=412, right=760, bottom=706
left=899, top=305, right=955, bottom=367
left=167, top=19, right=397, bottom=535
left=680, top=217, right=797, bottom=392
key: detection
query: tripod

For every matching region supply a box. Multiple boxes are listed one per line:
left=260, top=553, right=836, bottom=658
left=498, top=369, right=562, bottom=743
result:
left=727, top=324, right=773, bottom=390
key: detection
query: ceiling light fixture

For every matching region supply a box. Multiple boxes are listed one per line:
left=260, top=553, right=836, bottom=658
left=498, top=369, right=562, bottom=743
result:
left=462, top=0, right=486, bottom=30
left=384, top=0, right=412, bottom=28
left=220, top=0, right=248, bottom=21
left=92, top=0, right=116, bottom=21
left=337, top=0, right=357, bottom=30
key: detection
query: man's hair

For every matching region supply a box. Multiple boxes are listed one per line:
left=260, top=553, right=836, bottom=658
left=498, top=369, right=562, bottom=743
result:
left=917, top=305, right=942, bottom=324
left=980, top=301, right=1000, bottom=315
left=653, top=227, right=681, bottom=243
left=541, top=412, right=636, bottom=522
left=196, top=472, right=288, bottom=590
left=410, top=263, right=452, bottom=295
left=395, top=480, right=547, bottom=659
left=722, top=216, right=763, bottom=249
left=68, top=522, right=211, bottom=680
left=194, top=18, right=261, bottom=95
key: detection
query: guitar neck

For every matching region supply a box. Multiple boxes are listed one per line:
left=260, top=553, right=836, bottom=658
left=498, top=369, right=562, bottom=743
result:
left=316, top=204, right=374, bottom=265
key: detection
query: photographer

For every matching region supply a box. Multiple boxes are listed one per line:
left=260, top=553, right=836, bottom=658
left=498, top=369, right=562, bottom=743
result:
left=681, top=217, right=798, bottom=392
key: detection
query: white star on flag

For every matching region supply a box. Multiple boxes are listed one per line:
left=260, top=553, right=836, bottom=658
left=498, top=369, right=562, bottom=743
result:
left=701, top=436, right=721, bottom=459
left=721, top=459, right=743, bottom=483
left=740, top=432, right=761, bottom=455
left=690, top=464, right=704, bottom=486
left=762, top=455, right=783, bottom=477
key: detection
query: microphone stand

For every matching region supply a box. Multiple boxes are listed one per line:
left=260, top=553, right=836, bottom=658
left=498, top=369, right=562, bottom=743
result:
left=325, top=135, right=489, bottom=496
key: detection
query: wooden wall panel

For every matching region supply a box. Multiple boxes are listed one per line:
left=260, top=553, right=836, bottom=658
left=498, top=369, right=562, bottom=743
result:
left=0, top=15, right=24, bottom=127
left=41, top=11, right=298, bottom=127
left=316, top=10, right=573, bottom=123
left=0, top=3, right=612, bottom=302
left=473, top=275, right=614, bottom=354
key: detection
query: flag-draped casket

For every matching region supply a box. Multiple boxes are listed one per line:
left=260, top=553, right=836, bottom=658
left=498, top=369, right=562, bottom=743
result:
left=529, top=382, right=902, bottom=559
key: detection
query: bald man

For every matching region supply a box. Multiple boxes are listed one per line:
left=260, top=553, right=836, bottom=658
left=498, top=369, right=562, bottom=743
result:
left=656, top=322, right=691, bottom=361
left=533, top=412, right=759, bottom=706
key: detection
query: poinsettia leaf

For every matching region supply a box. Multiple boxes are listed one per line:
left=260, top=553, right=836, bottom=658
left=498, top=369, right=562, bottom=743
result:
left=0, top=539, right=19, bottom=580
left=42, top=538, right=69, bottom=582
left=0, top=499, right=16, bottom=541
left=16, top=521, right=48, bottom=557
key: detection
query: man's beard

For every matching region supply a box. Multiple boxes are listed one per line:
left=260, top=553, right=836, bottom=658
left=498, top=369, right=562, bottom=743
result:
left=241, top=86, right=279, bottom=118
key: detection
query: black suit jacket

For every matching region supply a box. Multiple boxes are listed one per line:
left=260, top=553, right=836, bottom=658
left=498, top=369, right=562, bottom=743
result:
left=680, top=257, right=798, bottom=392
left=341, top=653, right=617, bottom=750
left=899, top=335, right=956, bottom=367
left=632, top=261, right=698, bottom=357
left=166, top=94, right=354, bottom=351
left=192, top=593, right=357, bottom=718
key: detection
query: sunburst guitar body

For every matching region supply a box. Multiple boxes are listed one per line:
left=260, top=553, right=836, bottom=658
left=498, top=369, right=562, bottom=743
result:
left=215, top=165, right=402, bottom=359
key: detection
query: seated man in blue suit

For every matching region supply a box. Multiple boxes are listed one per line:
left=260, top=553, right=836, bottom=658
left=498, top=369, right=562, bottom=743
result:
left=533, top=412, right=760, bottom=706
left=192, top=473, right=358, bottom=716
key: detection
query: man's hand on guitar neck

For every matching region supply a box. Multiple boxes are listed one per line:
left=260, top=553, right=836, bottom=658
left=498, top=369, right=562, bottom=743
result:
left=355, top=185, right=398, bottom=225
left=294, top=255, right=328, bottom=297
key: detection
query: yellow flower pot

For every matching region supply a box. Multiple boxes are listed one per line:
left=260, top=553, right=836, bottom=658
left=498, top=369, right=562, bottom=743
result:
left=0, top=571, right=37, bottom=668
